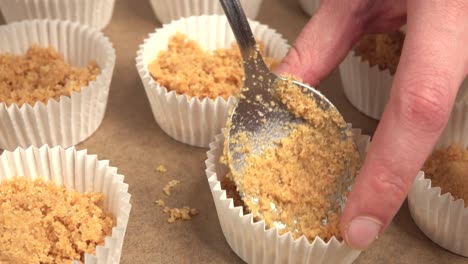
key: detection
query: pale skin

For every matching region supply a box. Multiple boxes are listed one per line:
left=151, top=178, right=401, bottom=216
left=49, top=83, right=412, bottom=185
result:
left=276, top=0, right=468, bottom=250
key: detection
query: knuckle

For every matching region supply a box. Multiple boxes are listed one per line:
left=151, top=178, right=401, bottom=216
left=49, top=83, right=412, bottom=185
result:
left=398, top=74, right=452, bottom=133
left=282, top=45, right=304, bottom=71
left=372, top=165, right=409, bottom=205
left=450, top=0, right=468, bottom=13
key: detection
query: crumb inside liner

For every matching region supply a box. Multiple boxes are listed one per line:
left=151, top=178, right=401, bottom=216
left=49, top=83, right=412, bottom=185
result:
left=0, top=177, right=114, bottom=264
left=148, top=32, right=279, bottom=100
left=424, top=144, right=468, bottom=203
left=354, top=31, right=405, bottom=75
left=0, top=45, right=100, bottom=107
left=223, top=77, right=361, bottom=242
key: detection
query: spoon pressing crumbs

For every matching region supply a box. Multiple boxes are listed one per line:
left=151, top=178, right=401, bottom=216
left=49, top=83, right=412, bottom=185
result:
left=220, top=0, right=361, bottom=241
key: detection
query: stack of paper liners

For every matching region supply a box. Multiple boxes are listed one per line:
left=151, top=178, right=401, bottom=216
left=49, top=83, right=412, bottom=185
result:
left=149, top=0, right=263, bottom=24
left=0, top=145, right=131, bottom=264
left=408, top=102, right=468, bottom=257
left=136, top=15, right=289, bottom=147
left=0, top=20, right=115, bottom=150
left=0, top=0, right=116, bottom=30
left=205, top=126, right=371, bottom=264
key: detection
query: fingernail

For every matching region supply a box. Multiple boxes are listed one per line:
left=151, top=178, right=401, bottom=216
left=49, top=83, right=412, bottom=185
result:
left=345, top=216, right=382, bottom=250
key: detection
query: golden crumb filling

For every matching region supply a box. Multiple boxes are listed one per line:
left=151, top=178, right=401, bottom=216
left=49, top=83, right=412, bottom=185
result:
left=424, top=144, right=468, bottom=202
left=0, top=45, right=100, bottom=107
left=354, top=31, right=405, bottom=75
left=0, top=177, right=114, bottom=264
left=227, top=78, right=361, bottom=242
left=148, top=32, right=278, bottom=100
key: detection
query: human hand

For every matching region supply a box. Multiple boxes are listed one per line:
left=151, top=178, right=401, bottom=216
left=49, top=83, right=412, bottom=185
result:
left=276, top=0, right=468, bottom=250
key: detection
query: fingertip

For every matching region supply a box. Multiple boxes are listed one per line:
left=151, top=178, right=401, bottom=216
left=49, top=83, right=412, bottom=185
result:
left=343, top=216, right=383, bottom=250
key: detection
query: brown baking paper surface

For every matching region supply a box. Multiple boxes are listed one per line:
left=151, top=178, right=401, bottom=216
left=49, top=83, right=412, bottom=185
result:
left=0, top=0, right=466, bottom=263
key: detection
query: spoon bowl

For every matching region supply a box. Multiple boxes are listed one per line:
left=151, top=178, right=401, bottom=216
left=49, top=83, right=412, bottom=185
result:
left=220, top=0, right=352, bottom=176
left=220, top=0, right=358, bottom=225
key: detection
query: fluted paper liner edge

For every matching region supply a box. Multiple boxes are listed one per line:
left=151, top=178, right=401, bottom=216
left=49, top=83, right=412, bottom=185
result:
left=0, top=20, right=115, bottom=150
left=0, top=0, right=115, bottom=30
left=136, top=15, right=289, bottom=147
left=0, top=145, right=131, bottom=264
left=149, top=0, right=262, bottom=24
left=339, top=51, right=393, bottom=120
left=409, top=101, right=468, bottom=257
left=205, top=125, right=371, bottom=264
left=339, top=49, right=468, bottom=120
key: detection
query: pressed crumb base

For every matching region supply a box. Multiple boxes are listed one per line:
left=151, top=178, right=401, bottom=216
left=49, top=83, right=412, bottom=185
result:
left=424, top=144, right=468, bottom=203
left=225, top=78, right=361, bottom=242
left=148, top=32, right=278, bottom=100
left=354, top=31, right=405, bottom=75
left=0, top=45, right=100, bottom=107
left=0, top=177, right=114, bottom=264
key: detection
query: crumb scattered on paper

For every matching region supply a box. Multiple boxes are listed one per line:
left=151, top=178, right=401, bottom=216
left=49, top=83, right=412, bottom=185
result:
left=155, top=180, right=198, bottom=223
left=155, top=165, right=168, bottom=173
left=162, top=180, right=180, bottom=196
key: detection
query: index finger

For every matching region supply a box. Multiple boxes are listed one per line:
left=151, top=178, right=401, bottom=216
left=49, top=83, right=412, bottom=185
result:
left=340, top=0, right=468, bottom=250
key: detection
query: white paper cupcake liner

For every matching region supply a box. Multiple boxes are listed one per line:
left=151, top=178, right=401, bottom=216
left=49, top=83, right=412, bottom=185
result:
left=136, top=15, right=289, bottom=148
left=149, top=0, right=262, bottom=24
left=408, top=172, right=468, bottom=257
left=0, top=0, right=115, bottom=31
left=0, top=20, right=116, bottom=151
left=299, top=0, right=321, bottom=16
left=408, top=101, right=468, bottom=257
left=0, top=145, right=131, bottom=264
left=340, top=49, right=468, bottom=120
left=339, top=51, right=393, bottom=120
left=205, top=125, right=371, bottom=264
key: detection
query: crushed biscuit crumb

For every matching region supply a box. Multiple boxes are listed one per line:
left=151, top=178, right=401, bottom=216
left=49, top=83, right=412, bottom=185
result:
left=148, top=32, right=278, bottom=100
left=156, top=180, right=198, bottom=223
left=156, top=165, right=168, bottom=173
left=354, top=31, right=405, bottom=75
left=0, top=45, right=100, bottom=107
left=162, top=180, right=180, bottom=196
left=0, top=177, right=114, bottom=263
left=167, top=207, right=199, bottom=223
left=155, top=199, right=166, bottom=207
left=226, top=78, right=361, bottom=242
left=424, top=144, right=468, bottom=203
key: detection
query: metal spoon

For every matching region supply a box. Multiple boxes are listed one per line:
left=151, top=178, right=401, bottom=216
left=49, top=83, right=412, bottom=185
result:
left=220, top=0, right=354, bottom=176
left=220, top=0, right=349, bottom=173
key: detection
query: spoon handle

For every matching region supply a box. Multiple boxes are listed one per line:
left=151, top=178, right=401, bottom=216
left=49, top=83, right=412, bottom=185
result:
left=219, top=0, right=271, bottom=78
left=219, top=0, right=261, bottom=60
